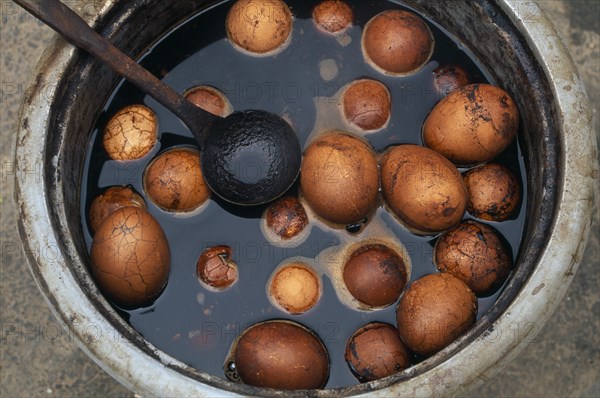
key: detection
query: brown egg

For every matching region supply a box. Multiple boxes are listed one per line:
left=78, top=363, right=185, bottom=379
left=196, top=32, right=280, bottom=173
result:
left=184, top=85, right=232, bottom=117
left=300, top=132, right=379, bottom=225
left=464, top=163, right=521, bottom=221
left=343, top=244, right=408, bottom=308
left=423, top=84, right=520, bottom=166
left=313, top=0, right=353, bottom=34
left=226, top=0, right=293, bottom=55
left=396, top=273, right=477, bottom=357
left=143, top=147, right=210, bottom=212
left=89, top=186, right=146, bottom=233
left=362, top=10, right=434, bottom=76
left=433, top=65, right=470, bottom=97
left=90, top=207, right=170, bottom=308
left=345, top=322, right=412, bottom=382
left=264, top=196, right=309, bottom=240
left=342, top=79, right=391, bottom=131
left=228, top=320, right=329, bottom=389
left=103, top=104, right=158, bottom=161
left=268, top=263, right=321, bottom=314
left=380, top=145, right=468, bottom=234
left=196, top=245, right=238, bottom=290
left=435, top=220, right=511, bottom=295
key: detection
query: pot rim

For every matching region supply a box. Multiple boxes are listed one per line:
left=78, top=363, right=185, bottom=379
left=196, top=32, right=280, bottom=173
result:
left=14, top=0, right=597, bottom=396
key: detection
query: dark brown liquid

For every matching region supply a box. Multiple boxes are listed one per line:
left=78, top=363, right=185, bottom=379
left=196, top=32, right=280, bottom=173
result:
left=80, top=0, right=527, bottom=388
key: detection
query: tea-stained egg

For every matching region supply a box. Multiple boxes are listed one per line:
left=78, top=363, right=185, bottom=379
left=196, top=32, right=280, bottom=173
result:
left=90, top=207, right=170, bottom=308
left=227, top=320, right=329, bottom=389
left=423, top=84, right=519, bottom=165
left=300, top=132, right=379, bottom=225
left=380, top=145, right=468, bottom=234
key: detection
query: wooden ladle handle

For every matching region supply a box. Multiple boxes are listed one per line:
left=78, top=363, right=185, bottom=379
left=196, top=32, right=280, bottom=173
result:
left=13, top=0, right=215, bottom=144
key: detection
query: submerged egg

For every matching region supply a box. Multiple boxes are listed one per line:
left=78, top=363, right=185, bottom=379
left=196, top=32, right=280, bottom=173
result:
left=300, top=132, right=379, bottom=225
left=345, top=322, right=412, bottom=382
left=184, top=85, right=232, bottom=117
left=362, top=10, right=434, bottom=76
left=342, top=79, right=391, bottom=131
left=228, top=320, right=329, bottom=389
left=226, top=0, right=293, bottom=55
left=380, top=145, right=468, bottom=234
left=264, top=196, right=309, bottom=241
left=143, top=147, right=210, bottom=212
left=423, top=84, right=519, bottom=166
left=313, top=0, right=353, bottom=34
left=464, top=163, right=521, bottom=221
left=433, top=64, right=470, bottom=97
left=435, top=220, right=511, bottom=295
left=90, top=207, right=170, bottom=308
left=396, top=273, right=477, bottom=357
left=196, top=245, right=238, bottom=291
left=343, top=243, right=408, bottom=308
left=268, top=263, right=321, bottom=314
left=103, top=104, right=158, bottom=161
left=89, top=186, right=146, bottom=233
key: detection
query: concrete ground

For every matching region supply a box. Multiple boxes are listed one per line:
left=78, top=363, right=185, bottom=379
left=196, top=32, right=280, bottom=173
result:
left=1, top=1, right=598, bottom=397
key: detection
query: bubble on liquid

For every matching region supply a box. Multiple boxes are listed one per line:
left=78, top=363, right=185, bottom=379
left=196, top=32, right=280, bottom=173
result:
left=224, top=361, right=240, bottom=382
left=346, top=223, right=361, bottom=234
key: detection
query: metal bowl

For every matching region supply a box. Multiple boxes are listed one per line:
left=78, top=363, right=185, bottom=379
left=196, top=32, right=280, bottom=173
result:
left=14, top=0, right=597, bottom=396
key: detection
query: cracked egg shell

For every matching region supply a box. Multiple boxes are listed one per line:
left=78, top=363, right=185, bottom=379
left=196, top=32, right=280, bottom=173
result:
left=313, top=0, right=353, bottom=34
left=464, top=163, right=521, bottom=221
left=300, top=132, right=379, bottom=225
left=89, top=186, right=146, bottom=234
left=380, top=145, right=468, bottom=235
left=343, top=244, right=408, bottom=308
left=264, top=196, right=309, bottom=240
left=423, top=84, right=520, bottom=166
left=396, top=273, right=477, bottom=357
left=435, top=220, right=511, bottom=295
left=342, top=79, right=391, bottom=131
left=231, top=320, right=329, bottom=389
left=345, top=322, right=412, bottom=382
left=103, top=104, right=158, bottom=161
left=90, top=206, right=170, bottom=308
left=226, top=0, right=293, bottom=55
left=197, top=245, right=238, bottom=290
left=143, top=147, right=210, bottom=212
left=362, top=10, right=434, bottom=76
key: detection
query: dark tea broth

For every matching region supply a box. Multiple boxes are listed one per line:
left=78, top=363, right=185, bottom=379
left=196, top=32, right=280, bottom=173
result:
left=80, top=0, right=527, bottom=388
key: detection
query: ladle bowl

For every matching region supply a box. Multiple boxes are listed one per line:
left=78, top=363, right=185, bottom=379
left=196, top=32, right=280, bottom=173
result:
left=14, top=0, right=301, bottom=206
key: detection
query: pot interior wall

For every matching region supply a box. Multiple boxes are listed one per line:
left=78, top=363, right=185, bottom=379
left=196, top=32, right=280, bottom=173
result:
left=44, top=0, right=559, bottom=395
left=413, top=0, right=559, bottom=327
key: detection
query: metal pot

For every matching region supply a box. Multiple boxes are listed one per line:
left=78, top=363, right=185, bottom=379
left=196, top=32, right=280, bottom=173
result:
left=14, top=0, right=597, bottom=396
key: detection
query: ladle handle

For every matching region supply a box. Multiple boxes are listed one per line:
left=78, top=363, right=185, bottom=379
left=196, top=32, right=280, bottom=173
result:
left=13, top=0, right=214, bottom=145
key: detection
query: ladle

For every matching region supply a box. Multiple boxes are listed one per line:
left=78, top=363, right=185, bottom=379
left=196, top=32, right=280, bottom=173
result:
left=14, top=0, right=302, bottom=206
